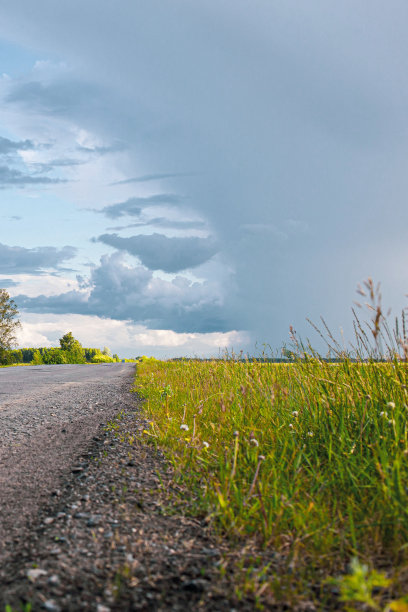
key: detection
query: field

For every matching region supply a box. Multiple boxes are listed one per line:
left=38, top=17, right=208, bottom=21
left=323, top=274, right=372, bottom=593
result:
left=134, top=352, right=408, bottom=609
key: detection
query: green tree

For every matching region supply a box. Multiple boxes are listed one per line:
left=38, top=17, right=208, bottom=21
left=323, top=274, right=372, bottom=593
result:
left=59, top=332, right=85, bottom=364
left=0, top=289, right=21, bottom=363
left=59, top=331, right=82, bottom=351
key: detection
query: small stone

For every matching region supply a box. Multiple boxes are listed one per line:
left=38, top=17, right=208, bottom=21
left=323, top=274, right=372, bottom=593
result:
left=97, top=605, right=111, bottom=612
left=43, top=600, right=61, bottom=612
left=71, top=466, right=83, bottom=473
left=48, top=574, right=60, bottom=586
left=50, top=547, right=61, bottom=555
left=44, top=517, right=54, bottom=525
left=104, top=531, right=114, bottom=538
left=27, top=568, right=47, bottom=582
left=87, top=515, right=102, bottom=527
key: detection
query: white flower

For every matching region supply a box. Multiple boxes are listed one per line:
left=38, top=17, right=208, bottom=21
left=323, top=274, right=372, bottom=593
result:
left=388, top=419, right=395, bottom=426
left=180, top=423, right=189, bottom=431
left=202, top=441, right=209, bottom=448
left=288, top=423, right=293, bottom=429
left=292, top=410, right=299, bottom=417
left=387, top=402, right=396, bottom=409
left=249, top=438, right=259, bottom=447
left=379, top=411, right=388, bottom=418
left=307, top=431, right=314, bottom=437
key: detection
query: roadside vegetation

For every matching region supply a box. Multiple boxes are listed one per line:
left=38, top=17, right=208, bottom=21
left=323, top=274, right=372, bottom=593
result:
left=133, top=280, right=408, bottom=609
left=0, top=331, right=122, bottom=366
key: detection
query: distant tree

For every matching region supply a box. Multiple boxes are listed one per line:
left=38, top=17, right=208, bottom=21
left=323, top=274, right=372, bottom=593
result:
left=0, top=289, right=21, bottom=362
left=102, top=346, right=112, bottom=357
left=59, top=332, right=82, bottom=352
left=112, top=353, right=119, bottom=362
left=59, top=332, right=85, bottom=364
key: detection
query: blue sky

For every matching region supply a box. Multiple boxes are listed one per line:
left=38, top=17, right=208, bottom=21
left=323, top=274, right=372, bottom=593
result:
left=0, top=1, right=407, bottom=357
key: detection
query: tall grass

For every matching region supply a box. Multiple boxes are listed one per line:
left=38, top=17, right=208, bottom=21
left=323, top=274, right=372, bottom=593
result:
left=133, top=280, right=408, bottom=602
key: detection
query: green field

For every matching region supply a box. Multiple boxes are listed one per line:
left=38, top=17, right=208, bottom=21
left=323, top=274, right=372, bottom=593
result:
left=134, top=354, right=408, bottom=609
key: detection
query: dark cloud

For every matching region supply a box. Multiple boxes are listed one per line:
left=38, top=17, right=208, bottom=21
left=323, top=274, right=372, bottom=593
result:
left=106, top=218, right=206, bottom=231
left=0, top=243, right=77, bottom=274
left=15, top=253, right=230, bottom=333
left=99, top=195, right=183, bottom=219
left=0, top=165, right=65, bottom=187
left=96, top=232, right=218, bottom=272
left=110, top=172, right=195, bottom=185
left=0, top=136, right=34, bottom=154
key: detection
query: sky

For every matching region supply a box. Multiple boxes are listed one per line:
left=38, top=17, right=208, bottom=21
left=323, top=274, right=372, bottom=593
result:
left=0, top=1, right=407, bottom=358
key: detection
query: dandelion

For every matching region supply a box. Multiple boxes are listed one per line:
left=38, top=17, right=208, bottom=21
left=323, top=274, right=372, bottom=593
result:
left=180, top=423, right=189, bottom=431
left=292, top=410, right=299, bottom=417
left=250, top=438, right=259, bottom=447
left=387, top=402, right=396, bottom=409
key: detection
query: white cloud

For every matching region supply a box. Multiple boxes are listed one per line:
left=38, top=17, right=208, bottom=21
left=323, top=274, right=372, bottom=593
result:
left=16, top=312, right=250, bottom=358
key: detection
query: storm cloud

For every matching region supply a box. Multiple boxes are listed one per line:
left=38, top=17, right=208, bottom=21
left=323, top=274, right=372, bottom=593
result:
left=96, top=232, right=218, bottom=272
left=1, top=1, right=408, bottom=351
left=99, top=195, right=183, bottom=219
left=15, top=253, right=230, bottom=333
left=0, top=243, right=77, bottom=274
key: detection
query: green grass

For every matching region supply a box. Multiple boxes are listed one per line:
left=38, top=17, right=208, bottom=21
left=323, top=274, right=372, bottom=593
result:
left=133, top=354, right=408, bottom=606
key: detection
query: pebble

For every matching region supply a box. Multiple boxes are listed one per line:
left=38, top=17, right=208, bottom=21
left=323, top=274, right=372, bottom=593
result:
left=96, top=605, right=110, bottom=612
left=27, top=568, right=47, bottom=581
left=43, top=517, right=54, bottom=525
left=43, top=600, right=61, bottom=612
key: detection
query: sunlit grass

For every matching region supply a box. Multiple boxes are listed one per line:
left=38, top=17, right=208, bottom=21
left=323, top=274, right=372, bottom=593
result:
left=132, top=280, right=408, bottom=607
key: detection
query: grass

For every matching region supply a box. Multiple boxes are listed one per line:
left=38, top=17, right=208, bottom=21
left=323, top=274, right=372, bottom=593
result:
left=132, top=281, right=408, bottom=608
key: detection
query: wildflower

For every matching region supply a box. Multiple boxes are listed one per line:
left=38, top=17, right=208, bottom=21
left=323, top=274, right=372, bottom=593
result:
left=292, top=410, right=299, bottom=417
left=387, top=401, right=396, bottom=409
left=249, top=438, right=259, bottom=447
left=202, top=441, right=209, bottom=449
left=180, top=423, right=189, bottom=431
left=388, top=419, right=396, bottom=426
left=233, top=430, right=239, bottom=437
left=379, top=411, right=388, bottom=418
left=288, top=423, right=293, bottom=428
left=307, top=431, right=314, bottom=437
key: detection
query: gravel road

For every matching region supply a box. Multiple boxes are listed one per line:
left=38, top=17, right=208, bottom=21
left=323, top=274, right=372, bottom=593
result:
left=0, top=363, right=135, bottom=566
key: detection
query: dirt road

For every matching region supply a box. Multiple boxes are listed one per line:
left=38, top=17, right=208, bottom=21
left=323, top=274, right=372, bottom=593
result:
left=0, top=364, right=135, bottom=584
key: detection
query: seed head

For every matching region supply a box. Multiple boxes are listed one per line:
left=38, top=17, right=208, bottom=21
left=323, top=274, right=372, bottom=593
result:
left=292, top=410, right=299, bottom=417
left=387, top=402, right=396, bottom=409
left=180, top=423, right=189, bottom=431
left=249, top=438, right=259, bottom=447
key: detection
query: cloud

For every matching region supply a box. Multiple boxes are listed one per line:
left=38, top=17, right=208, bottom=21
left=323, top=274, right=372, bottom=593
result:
left=0, top=165, right=65, bottom=186
left=0, top=278, right=19, bottom=287
left=14, top=252, right=231, bottom=333
left=15, top=312, right=248, bottom=358
left=110, top=172, right=195, bottom=185
left=6, top=79, right=103, bottom=116
left=106, top=218, right=206, bottom=231
left=0, top=243, right=77, bottom=274
left=99, top=195, right=183, bottom=219
left=96, top=232, right=218, bottom=272
left=0, top=136, right=34, bottom=154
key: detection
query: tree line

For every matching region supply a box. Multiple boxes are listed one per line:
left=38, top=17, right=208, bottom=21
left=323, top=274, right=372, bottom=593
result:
left=0, top=288, right=119, bottom=365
